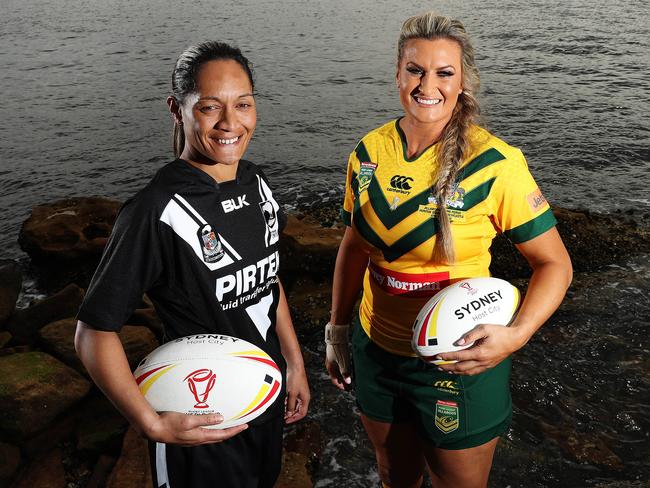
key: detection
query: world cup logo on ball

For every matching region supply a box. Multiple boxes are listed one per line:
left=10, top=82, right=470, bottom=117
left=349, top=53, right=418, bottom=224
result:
left=184, top=369, right=217, bottom=409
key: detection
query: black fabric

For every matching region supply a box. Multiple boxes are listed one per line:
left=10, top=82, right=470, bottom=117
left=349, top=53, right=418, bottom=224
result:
left=149, top=414, right=284, bottom=488
left=78, top=159, right=287, bottom=423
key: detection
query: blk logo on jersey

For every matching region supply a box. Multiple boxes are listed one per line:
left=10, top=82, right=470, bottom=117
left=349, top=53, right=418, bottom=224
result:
left=198, top=224, right=225, bottom=263
left=222, top=195, right=250, bottom=213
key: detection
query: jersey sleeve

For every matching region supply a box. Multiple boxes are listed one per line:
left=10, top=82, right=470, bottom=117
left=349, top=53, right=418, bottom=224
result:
left=491, top=149, right=557, bottom=244
left=341, top=148, right=361, bottom=226
left=77, top=199, right=164, bottom=331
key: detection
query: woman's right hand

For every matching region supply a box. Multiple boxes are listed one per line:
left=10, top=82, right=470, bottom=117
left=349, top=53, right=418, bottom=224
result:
left=145, top=412, right=248, bottom=446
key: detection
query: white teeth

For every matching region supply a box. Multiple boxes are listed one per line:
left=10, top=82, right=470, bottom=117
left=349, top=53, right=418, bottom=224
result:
left=217, top=136, right=239, bottom=145
left=415, top=97, right=441, bottom=105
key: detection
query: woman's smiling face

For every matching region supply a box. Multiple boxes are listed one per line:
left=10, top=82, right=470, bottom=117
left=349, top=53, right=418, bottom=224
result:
left=179, top=59, right=256, bottom=168
left=396, top=38, right=464, bottom=129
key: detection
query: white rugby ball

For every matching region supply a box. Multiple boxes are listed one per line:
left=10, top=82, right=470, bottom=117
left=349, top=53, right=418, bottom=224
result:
left=412, top=277, right=520, bottom=364
left=134, top=334, right=282, bottom=429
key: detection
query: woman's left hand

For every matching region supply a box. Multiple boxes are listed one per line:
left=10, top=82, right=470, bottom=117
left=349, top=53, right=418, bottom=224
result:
left=284, top=364, right=311, bottom=424
left=435, top=324, right=529, bottom=376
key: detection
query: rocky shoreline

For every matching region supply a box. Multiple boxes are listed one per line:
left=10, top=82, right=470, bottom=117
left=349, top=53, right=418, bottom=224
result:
left=0, top=197, right=648, bottom=487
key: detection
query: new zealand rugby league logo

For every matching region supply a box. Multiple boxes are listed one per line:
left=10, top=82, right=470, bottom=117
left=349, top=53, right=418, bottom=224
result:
left=197, top=224, right=225, bottom=263
left=256, top=174, right=280, bottom=247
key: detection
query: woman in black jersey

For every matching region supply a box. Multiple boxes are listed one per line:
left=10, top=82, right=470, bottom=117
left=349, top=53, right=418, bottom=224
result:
left=75, top=41, right=309, bottom=488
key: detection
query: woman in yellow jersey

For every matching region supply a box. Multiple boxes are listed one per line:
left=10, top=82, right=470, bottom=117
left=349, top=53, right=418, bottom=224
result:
left=325, top=12, right=572, bottom=488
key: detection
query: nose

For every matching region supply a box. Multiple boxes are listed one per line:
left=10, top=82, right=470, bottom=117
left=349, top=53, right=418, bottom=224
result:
left=215, top=105, right=237, bottom=132
left=419, top=72, right=438, bottom=96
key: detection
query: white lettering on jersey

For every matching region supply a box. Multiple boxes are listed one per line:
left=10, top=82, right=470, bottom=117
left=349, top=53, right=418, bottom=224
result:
left=160, top=195, right=242, bottom=271
left=215, top=251, right=280, bottom=301
left=245, top=291, right=274, bottom=340
left=221, top=195, right=250, bottom=213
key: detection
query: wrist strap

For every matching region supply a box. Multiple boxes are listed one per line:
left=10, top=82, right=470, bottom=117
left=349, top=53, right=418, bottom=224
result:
left=325, top=322, right=349, bottom=344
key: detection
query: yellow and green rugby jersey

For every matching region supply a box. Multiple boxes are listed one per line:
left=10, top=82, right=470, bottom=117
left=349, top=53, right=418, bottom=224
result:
left=341, top=119, right=557, bottom=356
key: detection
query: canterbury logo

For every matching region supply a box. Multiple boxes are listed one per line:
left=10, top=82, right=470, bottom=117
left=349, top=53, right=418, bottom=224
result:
left=390, top=175, right=413, bottom=190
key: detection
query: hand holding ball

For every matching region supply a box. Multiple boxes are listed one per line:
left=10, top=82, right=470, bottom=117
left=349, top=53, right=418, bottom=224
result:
left=412, top=278, right=520, bottom=364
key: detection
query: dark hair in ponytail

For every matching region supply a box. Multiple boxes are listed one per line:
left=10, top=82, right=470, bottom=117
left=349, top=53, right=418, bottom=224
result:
left=170, top=41, right=254, bottom=158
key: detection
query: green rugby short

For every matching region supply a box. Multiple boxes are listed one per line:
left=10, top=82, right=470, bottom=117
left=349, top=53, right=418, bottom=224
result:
left=351, top=318, right=512, bottom=450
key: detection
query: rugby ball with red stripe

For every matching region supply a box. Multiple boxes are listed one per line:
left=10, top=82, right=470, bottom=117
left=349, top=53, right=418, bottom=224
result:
left=412, top=277, right=520, bottom=364
left=134, top=334, right=282, bottom=429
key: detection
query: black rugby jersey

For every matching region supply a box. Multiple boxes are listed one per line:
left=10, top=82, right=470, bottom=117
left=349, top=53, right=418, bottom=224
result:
left=78, top=159, right=287, bottom=422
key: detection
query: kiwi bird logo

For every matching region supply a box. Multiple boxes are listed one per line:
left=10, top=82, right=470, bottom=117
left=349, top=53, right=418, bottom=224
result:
left=184, top=369, right=217, bottom=409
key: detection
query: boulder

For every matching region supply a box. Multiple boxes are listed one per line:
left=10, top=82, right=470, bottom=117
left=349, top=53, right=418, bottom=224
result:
left=287, top=278, right=331, bottom=335
left=86, top=455, right=117, bottom=488
left=21, top=414, right=75, bottom=457
left=6, top=283, right=84, bottom=343
left=0, top=351, right=91, bottom=439
left=18, top=197, right=121, bottom=262
left=0, top=261, right=22, bottom=328
left=280, top=215, right=343, bottom=283
left=275, top=420, right=323, bottom=488
left=0, top=331, right=11, bottom=349
left=75, top=395, right=128, bottom=454
left=38, top=318, right=158, bottom=374
left=0, top=441, right=20, bottom=486
left=275, top=451, right=312, bottom=488
left=106, top=427, right=152, bottom=488
left=12, top=448, right=66, bottom=488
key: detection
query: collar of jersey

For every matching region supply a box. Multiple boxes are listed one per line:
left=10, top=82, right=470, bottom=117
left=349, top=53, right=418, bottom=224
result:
left=395, top=117, right=440, bottom=163
left=175, top=159, right=253, bottom=188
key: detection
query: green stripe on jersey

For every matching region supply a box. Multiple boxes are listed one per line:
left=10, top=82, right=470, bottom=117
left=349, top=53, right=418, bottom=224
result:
left=355, top=141, right=371, bottom=164
left=457, top=148, right=506, bottom=182
left=504, top=208, right=557, bottom=243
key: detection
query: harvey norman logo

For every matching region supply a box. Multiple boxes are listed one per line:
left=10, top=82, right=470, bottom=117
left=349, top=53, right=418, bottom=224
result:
left=368, top=262, right=449, bottom=298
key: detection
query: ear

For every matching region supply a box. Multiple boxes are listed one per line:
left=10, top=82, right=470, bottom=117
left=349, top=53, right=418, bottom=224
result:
left=167, top=96, right=183, bottom=125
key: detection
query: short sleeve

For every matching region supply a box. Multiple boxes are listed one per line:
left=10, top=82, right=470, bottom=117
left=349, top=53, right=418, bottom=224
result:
left=77, top=200, right=164, bottom=331
left=341, top=149, right=361, bottom=226
left=491, top=149, right=557, bottom=244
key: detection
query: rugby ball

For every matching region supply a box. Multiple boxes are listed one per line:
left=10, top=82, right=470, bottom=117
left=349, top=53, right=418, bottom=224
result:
left=412, top=277, right=520, bottom=364
left=134, top=334, right=282, bottom=429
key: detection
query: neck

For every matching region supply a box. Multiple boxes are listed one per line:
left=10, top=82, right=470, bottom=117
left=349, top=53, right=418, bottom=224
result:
left=399, top=117, right=448, bottom=159
left=180, top=151, right=239, bottom=183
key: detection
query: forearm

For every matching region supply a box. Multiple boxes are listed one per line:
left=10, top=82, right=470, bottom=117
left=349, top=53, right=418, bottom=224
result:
left=74, top=321, right=159, bottom=436
left=510, top=260, right=572, bottom=346
left=275, top=281, right=304, bottom=369
left=330, top=228, right=369, bottom=324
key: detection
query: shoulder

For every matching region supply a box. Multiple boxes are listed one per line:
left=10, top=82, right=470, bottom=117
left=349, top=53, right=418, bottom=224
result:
left=351, top=119, right=400, bottom=162
left=358, top=119, right=399, bottom=147
left=469, top=126, right=526, bottom=164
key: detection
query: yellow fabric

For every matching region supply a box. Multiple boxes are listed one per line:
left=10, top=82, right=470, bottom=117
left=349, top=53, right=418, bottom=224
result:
left=342, top=119, right=556, bottom=356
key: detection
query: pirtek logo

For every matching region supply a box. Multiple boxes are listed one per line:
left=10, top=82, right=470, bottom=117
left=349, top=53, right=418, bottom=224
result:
left=390, top=175, right=413, bottom=190
left=222, top=195, right=250, bottom=213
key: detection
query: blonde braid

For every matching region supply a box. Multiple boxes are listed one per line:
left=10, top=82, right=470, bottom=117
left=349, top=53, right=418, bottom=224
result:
left=397, top=12, right=482, bottom=264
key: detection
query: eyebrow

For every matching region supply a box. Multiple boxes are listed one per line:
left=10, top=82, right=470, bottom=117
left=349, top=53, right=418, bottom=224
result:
left=406, top=62, right=456, bottom=70
left=198, top=93, right=254, bottom=101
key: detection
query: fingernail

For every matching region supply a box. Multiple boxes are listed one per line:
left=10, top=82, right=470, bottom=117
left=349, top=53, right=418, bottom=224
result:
left=344, top=377, right=351, bottom=384
left=457, top=338, right=466, bottom=345
left=437, top=367, right=444, bottom=371
left=435, top=356, right=442, bottom=361
left=214, top=414, right=223, bottom=422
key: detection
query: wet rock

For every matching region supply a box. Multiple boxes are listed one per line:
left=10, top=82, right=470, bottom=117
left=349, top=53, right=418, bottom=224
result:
left=287, top=278, right=331, bottom=334
left=275, top=451, right=313, bottom=488
left=12, top=448, right=66, bottom=488
left=275, top=420, right=323, bottom=488
left=0, top=261, right=22, bottom=327
left=541, top=422, right=624, bottom=469
left=21, top=415, right=75, bottom=457
left=280, top=215, right=343, bottom=282
left=0, top=331, right=11, bottom=348
left=0, top=441, right=21, bottom=486
left=106, top=427, right=152, bottom=488
left=6, top=283, right=84, bottom=343
left=38, top=318, right=158, bottom=374
left=18, top=197, right=121, bottom=263
left=86, top=455, right=117, bottom=488
left=75, top=395, right=128, bottom=454
left=0, top=352, right=91, bottom=439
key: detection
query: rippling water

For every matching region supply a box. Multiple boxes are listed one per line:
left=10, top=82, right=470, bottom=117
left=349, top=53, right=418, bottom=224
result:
left=1, top=0, right=649, bottom=259
left=1, top=0, right=649, bottom=486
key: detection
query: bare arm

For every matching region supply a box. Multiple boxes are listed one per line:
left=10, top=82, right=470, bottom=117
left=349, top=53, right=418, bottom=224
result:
left=275, top=281, right=310, bottom=423
left=437, top=227, right=573, bottom=375
left=326, top=226, right=370, bottom=389
left=74, top=321, right=248, bottom=444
